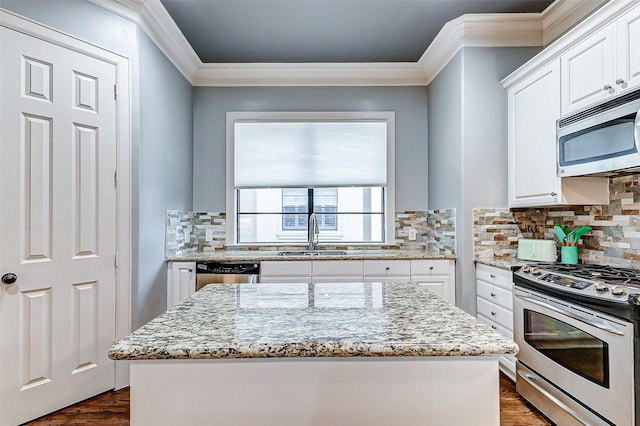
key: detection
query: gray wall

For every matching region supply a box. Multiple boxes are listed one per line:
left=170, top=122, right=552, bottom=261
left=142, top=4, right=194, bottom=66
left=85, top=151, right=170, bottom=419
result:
left=1, top=0, right=195, bottom=329
left=192, top=86, right=428, bottom=212
left=428, top=46, right=540, bottom=314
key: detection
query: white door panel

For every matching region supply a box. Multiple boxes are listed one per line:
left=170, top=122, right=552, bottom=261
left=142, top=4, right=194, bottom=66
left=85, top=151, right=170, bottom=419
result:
left=1, top=27, right=117, bottom=425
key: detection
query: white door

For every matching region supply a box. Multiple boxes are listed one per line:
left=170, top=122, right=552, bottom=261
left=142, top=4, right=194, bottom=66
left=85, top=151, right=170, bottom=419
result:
left=0, top=27, right=117, bottom=425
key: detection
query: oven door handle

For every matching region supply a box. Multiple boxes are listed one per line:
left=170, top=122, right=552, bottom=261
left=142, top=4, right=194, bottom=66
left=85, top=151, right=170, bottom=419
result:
left=517, top=368, right=595, bottom=426
left=515, top=294, right=625, bottom=336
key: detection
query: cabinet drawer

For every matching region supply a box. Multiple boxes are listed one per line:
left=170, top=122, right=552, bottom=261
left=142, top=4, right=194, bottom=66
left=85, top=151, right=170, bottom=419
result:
left=477, top=297, right=513, bottom=331
left=312, top=260, right=363, bottom=276
left=476, top=264, right=512, bottom=290
left=363, top=260, right=411, bottom=276
left=476, top=280, right=513, bottom=310
left=477, top=314, right=513, bottom=339
left=410, top=259, right=451, bottom=275
left=261, top=261, right=312, bottom=276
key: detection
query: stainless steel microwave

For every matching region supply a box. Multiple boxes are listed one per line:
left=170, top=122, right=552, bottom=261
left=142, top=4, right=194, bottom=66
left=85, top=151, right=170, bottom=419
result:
left=557, top=88, right=640, bottom=177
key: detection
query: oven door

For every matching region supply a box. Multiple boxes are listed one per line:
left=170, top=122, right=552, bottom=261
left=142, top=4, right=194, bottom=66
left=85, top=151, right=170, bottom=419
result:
left=514, top=287, right=634, bottom=426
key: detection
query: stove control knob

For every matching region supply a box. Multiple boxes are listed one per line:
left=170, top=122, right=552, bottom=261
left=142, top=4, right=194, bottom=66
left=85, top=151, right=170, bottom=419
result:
left=594, top=281, right=609, bottom=292
left=629, top=294, right=640, bottom=305
left=611, top=285, right=626, bottom=296
left=521, top=265, right=531, bottom=273
left=531, top=267, right=541, bottom=275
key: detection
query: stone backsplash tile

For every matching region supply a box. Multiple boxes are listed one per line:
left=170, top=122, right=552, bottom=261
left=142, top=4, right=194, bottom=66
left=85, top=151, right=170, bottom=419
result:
left=427, top=208, right=456, bottom=256
left=166, top=210, right=456, bottom=256
left=473, top=208, right=522, bottom=260
left=474, top=175, right=640, bottom=268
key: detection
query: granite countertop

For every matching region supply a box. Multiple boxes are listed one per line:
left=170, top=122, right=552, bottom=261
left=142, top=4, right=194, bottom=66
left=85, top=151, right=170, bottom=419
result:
left=108, top=282, right=517, bottom=361
left=475, top=257, right=530, bottom=271
left=167, top=249, right=456, bottom=262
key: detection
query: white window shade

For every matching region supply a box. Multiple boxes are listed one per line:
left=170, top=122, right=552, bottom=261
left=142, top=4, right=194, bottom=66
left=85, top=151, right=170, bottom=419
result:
left=234, top=121, right=387, bottom=188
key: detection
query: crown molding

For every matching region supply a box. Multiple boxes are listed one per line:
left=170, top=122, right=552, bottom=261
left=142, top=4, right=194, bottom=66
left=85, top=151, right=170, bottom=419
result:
left=90, top=0, right=201, bottom=84
left=195, top=62, right=427, bottom=87
left=418, top=13, right=543, bottom=86
left=90, top=0, right=608, bottom=87
left=541, top=0, right=609, bottom=45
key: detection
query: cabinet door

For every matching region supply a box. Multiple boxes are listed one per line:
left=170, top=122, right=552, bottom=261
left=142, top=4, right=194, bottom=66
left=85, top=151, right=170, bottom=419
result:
left=411, top=276, right=452, bottom=303
left=561, top=27, right=615, bottom=114
left=508, top=60, right=561, bottom=207
left=617, top=4, right=640, bottom=93
left=168, top=262, right=195, bottom=310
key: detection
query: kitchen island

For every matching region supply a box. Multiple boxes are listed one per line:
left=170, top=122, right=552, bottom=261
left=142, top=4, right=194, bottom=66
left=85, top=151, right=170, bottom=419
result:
left=109, top=282, right=517, bottom=425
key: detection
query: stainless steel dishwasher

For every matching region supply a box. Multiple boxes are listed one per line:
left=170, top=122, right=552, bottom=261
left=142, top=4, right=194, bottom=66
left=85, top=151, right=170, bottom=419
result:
left=195, top=261, right=260, bottom=291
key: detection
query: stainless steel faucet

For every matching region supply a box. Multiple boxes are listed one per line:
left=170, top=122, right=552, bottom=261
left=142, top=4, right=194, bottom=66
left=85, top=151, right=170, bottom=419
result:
left=308, top=212, right=319, bottom=251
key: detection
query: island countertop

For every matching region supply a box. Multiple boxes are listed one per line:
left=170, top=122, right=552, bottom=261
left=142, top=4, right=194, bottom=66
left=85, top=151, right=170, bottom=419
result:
left=109, top=282, right=517, bottom=360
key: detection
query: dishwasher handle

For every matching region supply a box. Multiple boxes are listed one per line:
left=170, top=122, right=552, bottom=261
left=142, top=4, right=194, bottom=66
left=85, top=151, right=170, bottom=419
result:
left=196, top=261, right=260, bottom=275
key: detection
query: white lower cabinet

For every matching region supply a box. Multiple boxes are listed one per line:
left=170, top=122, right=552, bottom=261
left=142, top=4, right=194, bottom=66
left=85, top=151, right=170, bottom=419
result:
left=475, top=263, right=516, bottom=380
left=312, top=260, right=364, bottom=283
left=260, top=260, right=312, bottom=283
left=410, top=260, right=456, bottom=304
left=167, top=261, right=195, bottom=310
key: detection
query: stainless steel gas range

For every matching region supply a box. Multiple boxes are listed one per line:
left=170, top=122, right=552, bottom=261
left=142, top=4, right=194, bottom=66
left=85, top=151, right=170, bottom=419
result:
left=514, top=263, right=640, bottom=426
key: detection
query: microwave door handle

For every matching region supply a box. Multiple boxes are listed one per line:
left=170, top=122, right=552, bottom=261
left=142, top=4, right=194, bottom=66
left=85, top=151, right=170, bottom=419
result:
left=515, top=294, right=625, bottom=336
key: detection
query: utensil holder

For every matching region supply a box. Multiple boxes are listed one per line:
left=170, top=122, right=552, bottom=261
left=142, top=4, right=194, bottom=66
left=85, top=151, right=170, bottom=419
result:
left=560, top=246, right=578, bottom=264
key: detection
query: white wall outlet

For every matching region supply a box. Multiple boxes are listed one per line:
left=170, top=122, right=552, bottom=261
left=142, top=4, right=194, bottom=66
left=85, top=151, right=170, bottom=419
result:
left=205, top=228, right=214, bottom=242
left=408, top=228, right=417, bottom=241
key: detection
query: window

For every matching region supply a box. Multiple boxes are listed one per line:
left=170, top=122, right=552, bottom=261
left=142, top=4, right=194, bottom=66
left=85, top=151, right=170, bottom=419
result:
left=227, top=112, right=395, bottom=245
left=282, top=189, right=337, bottom=231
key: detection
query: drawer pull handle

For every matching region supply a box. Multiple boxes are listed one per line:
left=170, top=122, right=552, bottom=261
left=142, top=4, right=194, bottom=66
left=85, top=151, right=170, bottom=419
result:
left=491, top=311, right=497, bottom=316
left=490, top=292, right=496, bottom=297
left=490, top=274, right=496, bottom=279
left=385, top=266, right=390, bottom=271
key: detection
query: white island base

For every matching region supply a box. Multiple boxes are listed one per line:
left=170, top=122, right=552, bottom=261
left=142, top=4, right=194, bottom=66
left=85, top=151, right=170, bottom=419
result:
left=130, top=356, right=500, bottom=426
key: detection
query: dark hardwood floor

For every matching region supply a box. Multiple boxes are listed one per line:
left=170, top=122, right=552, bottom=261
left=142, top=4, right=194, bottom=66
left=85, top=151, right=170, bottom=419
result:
left=25, top=373, right=549, bottom=425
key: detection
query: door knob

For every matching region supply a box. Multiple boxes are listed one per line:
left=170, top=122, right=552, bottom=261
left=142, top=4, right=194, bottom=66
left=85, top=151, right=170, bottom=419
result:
left=2, top=273, right=17, bottom=285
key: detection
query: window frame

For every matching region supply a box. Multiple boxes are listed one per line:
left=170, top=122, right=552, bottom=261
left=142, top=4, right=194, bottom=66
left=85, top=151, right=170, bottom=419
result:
left=226, top=111, right=396, bottom=246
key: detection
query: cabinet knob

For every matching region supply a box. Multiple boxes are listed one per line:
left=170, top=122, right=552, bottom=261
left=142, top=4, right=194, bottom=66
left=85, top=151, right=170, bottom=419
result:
left=603, top=84, right=612, bottom=91
left=616, top=78, right=625, bottom=85
left=385, top=266, right=390, bottom=271
left=491, top=325, right=496, bottom=330
left=490, top=273, right=496, bottom=279
left=490, top=292, right=496, bottom=297
left=491, top=311, right=497, bottom=316
left=188, top=268, right=193, bottom=272
left=550, top=192, right=557, bottom=197
left=429, top=266, right=434, bottom=270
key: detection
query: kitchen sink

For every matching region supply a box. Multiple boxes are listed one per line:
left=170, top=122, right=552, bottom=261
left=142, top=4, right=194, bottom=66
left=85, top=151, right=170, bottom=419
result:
left=278, top=251, right=348, bottom=257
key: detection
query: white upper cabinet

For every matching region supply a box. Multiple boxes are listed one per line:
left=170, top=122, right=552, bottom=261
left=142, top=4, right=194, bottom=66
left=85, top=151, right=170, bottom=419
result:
left=508, top=60, right=561, bottom=207
left=561, top=4, right=640, bottom=115
left=561, top=27, right=615, bottom=114
left=617, top=4, right=640, bottom=94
